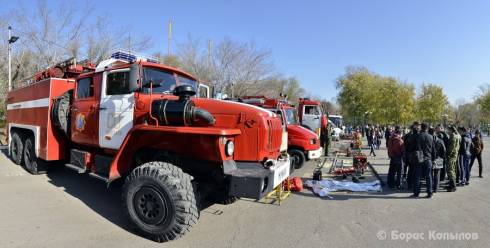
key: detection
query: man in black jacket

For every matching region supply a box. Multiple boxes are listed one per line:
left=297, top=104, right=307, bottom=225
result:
left=404, top=122, right=420, bottom=190
left=411, top=123, right=435, bottom=198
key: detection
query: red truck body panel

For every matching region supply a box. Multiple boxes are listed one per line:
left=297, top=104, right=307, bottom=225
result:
left=7, top=78, right=74, bottom=161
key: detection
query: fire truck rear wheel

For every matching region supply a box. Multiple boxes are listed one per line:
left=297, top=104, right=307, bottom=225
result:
left=10, top=132, right=24, bottom=165
left=122, top=161, right=199, bottom=242
left=289, top=149, right=305, bottom=169
left=23, top=137, right=47, bottom=174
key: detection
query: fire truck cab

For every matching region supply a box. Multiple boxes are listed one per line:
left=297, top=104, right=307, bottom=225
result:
left=298, top=98, right=329, bottom=138
left=241, top=96, right=322, bottom=169
left=6, top=52, right=290, bottom=242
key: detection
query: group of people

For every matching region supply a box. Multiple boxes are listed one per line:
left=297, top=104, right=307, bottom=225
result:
left=384, top=122, right=484, bottom=198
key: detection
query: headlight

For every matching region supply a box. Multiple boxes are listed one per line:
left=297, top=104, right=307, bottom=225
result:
left=225, top=140, right=235, bottom=156
left=310, top=138, right=317, bottom=145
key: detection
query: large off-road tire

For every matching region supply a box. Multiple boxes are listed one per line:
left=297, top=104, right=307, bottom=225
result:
left=52, top=90, right=72, bottom=137
left=10, top=132, right=24, bottom=165
left=23, top=137, right=47, bottom=174
left=122, top=161, right=199, bottom=242
left=289, top=149, right=306, bottom=170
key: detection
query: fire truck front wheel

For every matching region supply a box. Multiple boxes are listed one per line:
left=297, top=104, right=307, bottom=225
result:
left=23, top=137, right=47, bottom=175
left=10, top=132, right=24, bottom=165
left=289, top=149, right=306, bottom=169
left=122, top=161, right=199, bottom=242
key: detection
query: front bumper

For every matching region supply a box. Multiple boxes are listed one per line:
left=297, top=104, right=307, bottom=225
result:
left=225, top=156, right=290, bottom=200
left=307, top=147, right=323, bottom=159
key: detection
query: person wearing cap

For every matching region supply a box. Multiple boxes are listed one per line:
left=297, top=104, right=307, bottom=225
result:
left=446, top=126, right=461, bottom=192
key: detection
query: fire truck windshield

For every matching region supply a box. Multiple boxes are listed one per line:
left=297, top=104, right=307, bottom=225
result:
left=142, top=67, right=197, bottom=94
left=284, top=108, right=298, bottom=125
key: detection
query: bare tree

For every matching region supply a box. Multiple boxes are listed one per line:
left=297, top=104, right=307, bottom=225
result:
left=177, top=36, right=274, bottom=97
left=177, top=36, right=214, bottom=82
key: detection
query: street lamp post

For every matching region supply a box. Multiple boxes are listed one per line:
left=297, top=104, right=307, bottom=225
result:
left=7, top=26, right=19, bottom=91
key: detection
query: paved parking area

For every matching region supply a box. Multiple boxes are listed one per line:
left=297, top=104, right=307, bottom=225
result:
left=0, top=139, right=489, bottom=248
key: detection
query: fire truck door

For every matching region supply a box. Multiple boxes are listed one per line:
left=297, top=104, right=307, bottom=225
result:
left=72, top=77, right=98, bottom=145
left=302, top=105, right=321, bottom=133
left=99, top=69, right=134, bottom=149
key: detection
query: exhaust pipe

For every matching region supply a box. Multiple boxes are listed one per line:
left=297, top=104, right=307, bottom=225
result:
left=193, top=108, right=215, bottom=125
left=151, top=85, right=215, bottom=126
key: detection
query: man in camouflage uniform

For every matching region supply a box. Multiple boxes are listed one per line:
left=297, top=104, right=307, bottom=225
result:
left=446, top=126, right=461, bottom=192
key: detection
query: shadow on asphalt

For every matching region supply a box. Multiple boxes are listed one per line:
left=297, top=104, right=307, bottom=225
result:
left=45, top=166, right=137, bottom=234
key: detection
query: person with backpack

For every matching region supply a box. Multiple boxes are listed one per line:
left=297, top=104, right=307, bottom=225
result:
left=446, top=126, right=461, bottom=192
left=430, top=128, right=446, bottom=193
left=410, top=123, right=435, bottom=198
left=387, top=126, right=404, bottom=189
left=458, top=127, right=472, bottom=186
left=470, top=130, right=484, bottom=178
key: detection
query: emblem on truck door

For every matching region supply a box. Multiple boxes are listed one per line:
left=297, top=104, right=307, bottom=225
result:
left=76, top=113, right=86, bottom=131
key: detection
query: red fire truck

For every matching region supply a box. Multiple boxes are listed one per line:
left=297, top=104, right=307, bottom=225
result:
left=6, top=52, right=290, bottom=242
left=241, top=96, right=322, bottom=170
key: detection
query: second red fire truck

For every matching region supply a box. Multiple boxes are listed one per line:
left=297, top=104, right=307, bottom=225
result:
left=241, top=96, right=323, bottom=169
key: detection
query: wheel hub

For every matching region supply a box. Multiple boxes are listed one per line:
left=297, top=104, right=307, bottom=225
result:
left=133, top=186, right=168, bottom=225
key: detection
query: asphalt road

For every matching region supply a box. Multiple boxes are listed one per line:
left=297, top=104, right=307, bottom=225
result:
left=0, top=138, right=489, bottom=248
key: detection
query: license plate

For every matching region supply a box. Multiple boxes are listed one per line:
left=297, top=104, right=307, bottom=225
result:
left=272, top=161, right=290, bottom=187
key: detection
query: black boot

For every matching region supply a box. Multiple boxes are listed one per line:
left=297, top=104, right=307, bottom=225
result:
left=446, top=180, right=457, bottom=192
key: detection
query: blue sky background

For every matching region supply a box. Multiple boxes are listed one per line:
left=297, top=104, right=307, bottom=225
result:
left=3, top=0, right=490, bottom=104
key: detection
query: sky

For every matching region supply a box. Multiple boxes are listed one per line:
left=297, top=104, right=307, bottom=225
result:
left=3, top=0, right=490, bottom=104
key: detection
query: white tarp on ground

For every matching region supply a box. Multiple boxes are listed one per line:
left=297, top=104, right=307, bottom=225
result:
left=305, top=179, right=382, bottom=198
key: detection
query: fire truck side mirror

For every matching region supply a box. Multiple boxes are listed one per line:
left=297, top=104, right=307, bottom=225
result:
left=129, top=63, right=140, bottom=92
